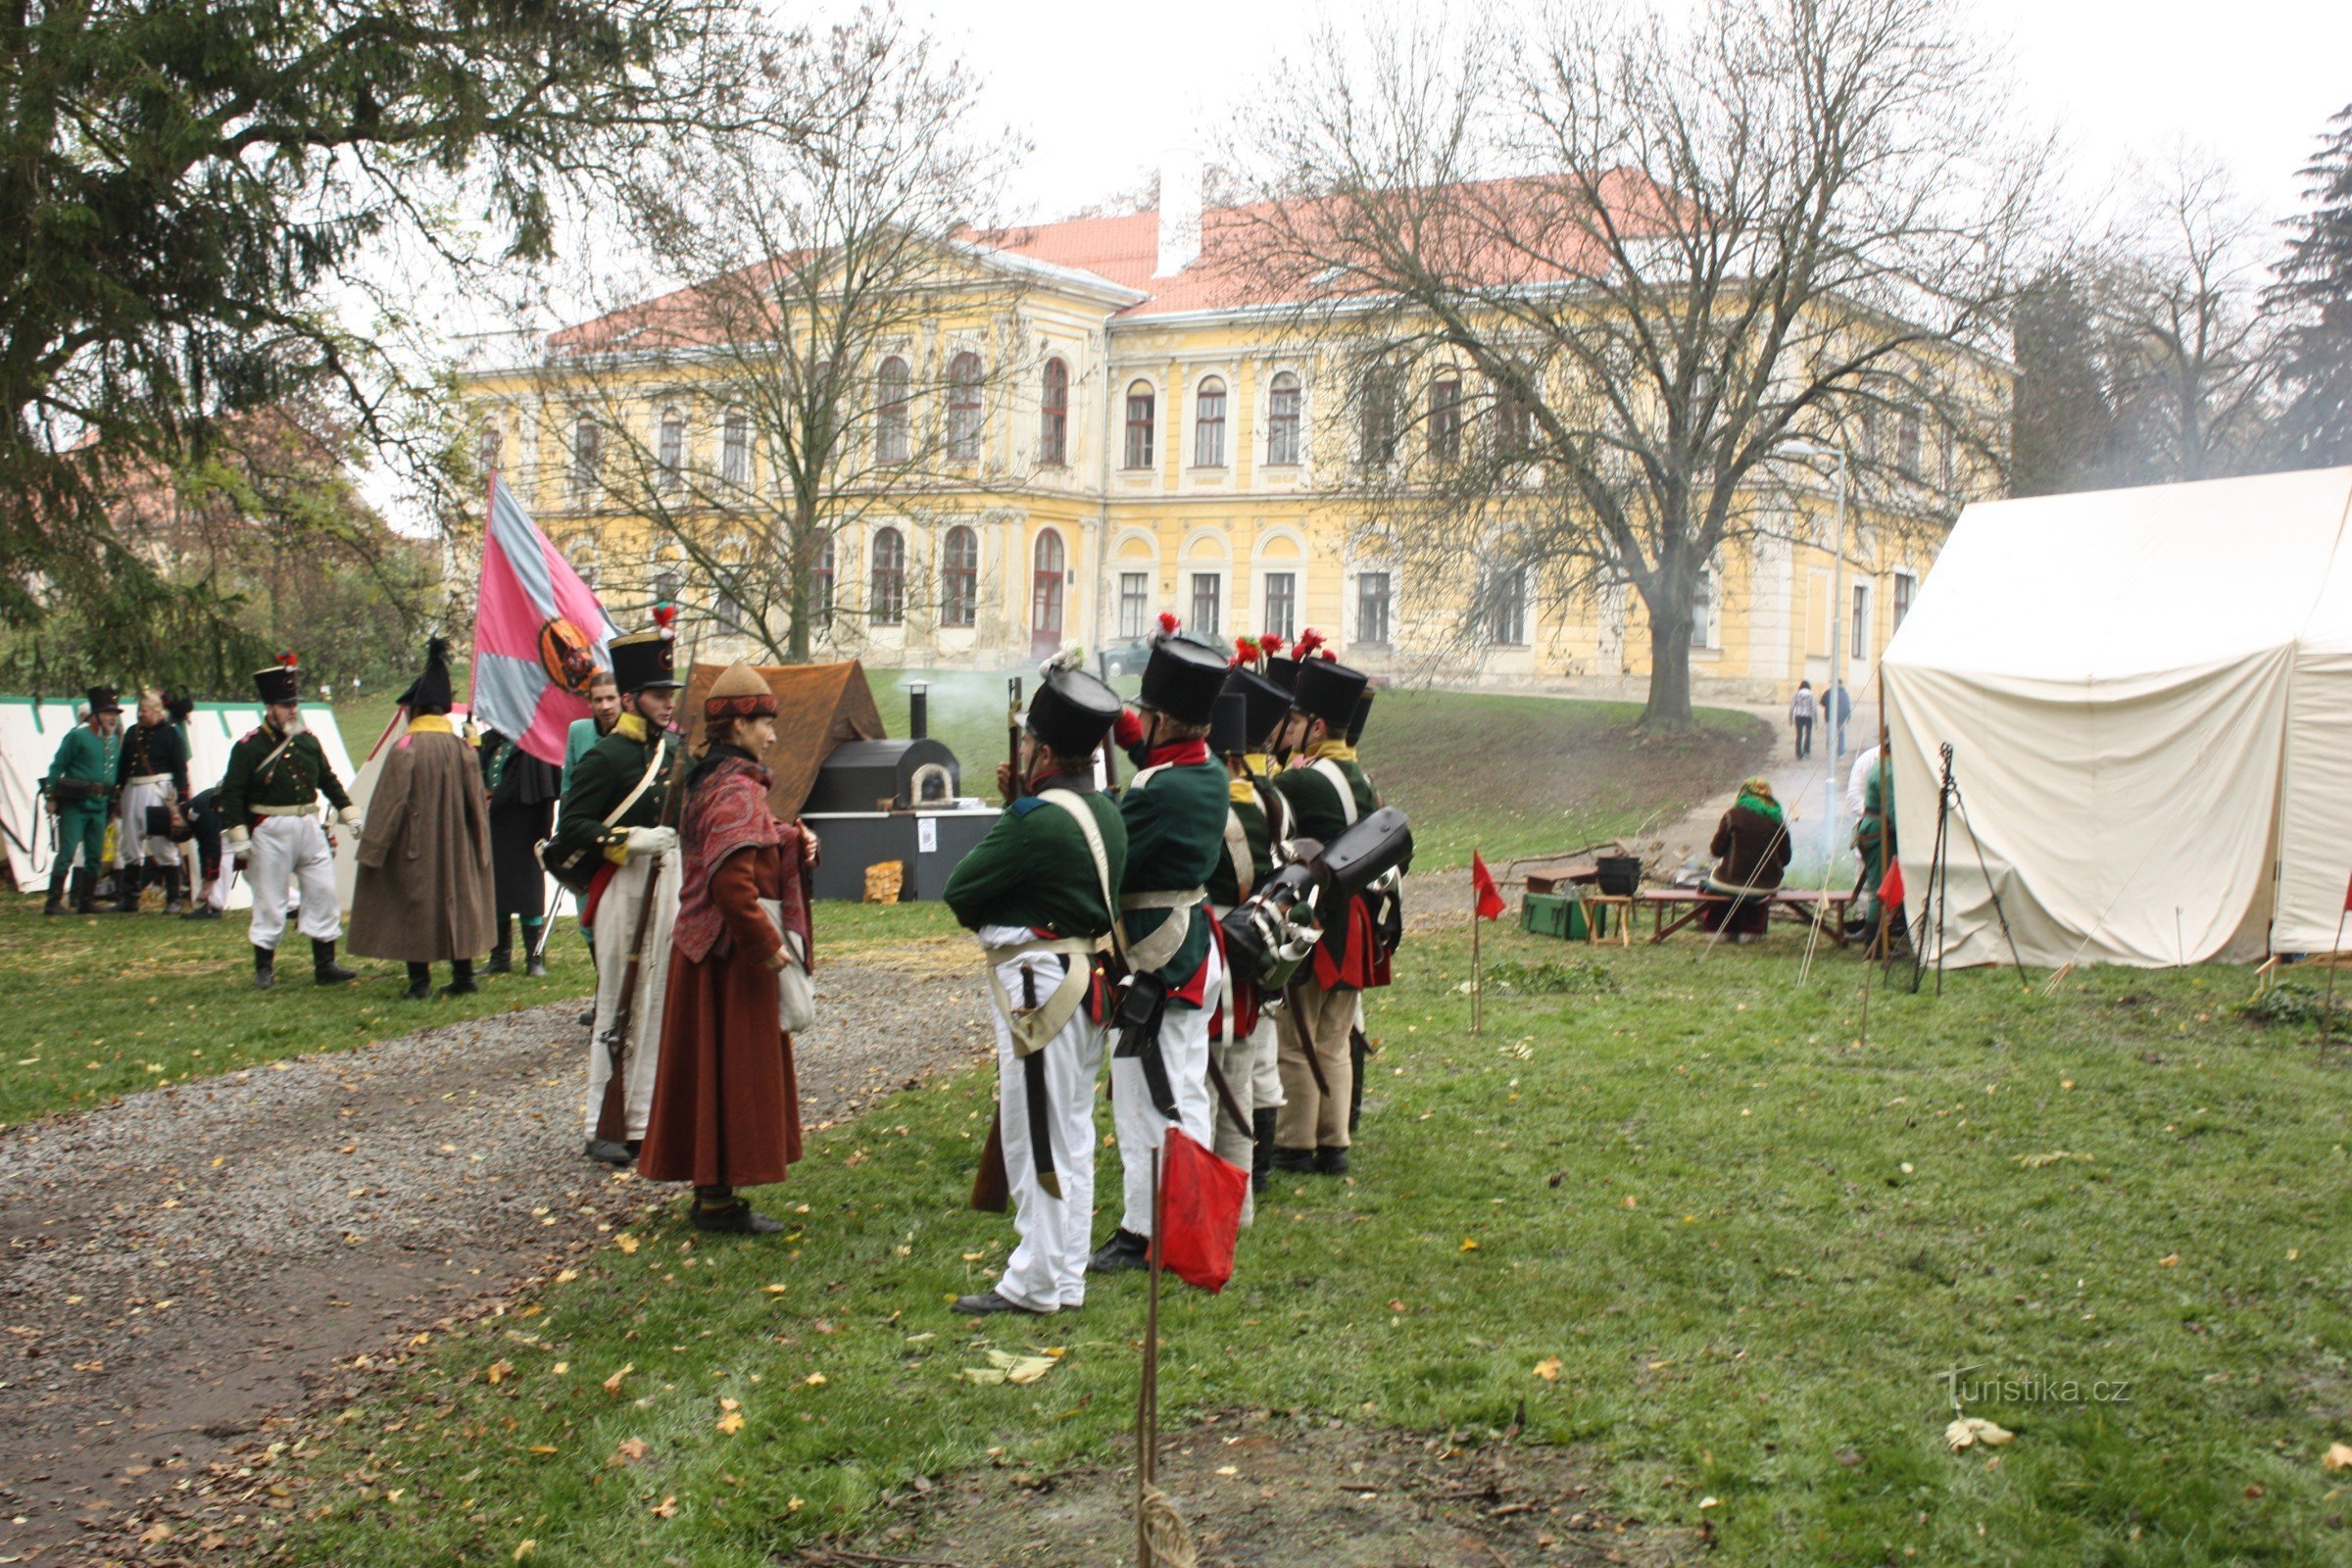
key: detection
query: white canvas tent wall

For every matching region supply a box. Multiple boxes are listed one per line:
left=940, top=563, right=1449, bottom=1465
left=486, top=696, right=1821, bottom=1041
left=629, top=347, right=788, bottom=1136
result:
left=1, top=701, right=357, bottom=908
left=1880, top=466, right=2352, bottom=969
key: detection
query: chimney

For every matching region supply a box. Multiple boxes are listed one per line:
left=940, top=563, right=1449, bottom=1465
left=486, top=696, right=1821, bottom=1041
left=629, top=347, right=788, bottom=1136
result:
left=907, top=681, right=928, bottom=741
left=1155, top=149, right=1202, bottom=278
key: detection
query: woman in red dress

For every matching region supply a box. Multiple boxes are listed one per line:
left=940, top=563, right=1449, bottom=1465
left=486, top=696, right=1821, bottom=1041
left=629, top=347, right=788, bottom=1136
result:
left=639, top=662, right=819, bottom=1234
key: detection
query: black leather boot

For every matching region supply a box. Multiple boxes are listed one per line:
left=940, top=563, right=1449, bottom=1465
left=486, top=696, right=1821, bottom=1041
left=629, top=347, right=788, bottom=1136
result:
left=402, top=962, right=432, bottom=1001
left=253, top=945, right=276, bottom=990
left=312, top=939, right=357, bottom=985
left=1251, top=1107, right=1277, bottom=1195
left=72, top=870, right=101, bottom=914
left=521, top=919, right=547, bottom=977
left=41, top=867, right=67, bottom=916
left=484, top=917, right=513, bottom=974
left=440, top=958, right=479, bottom=997
left=110, top=863, right=144, bottom=912
left=162, top=869, right=184, bottom=915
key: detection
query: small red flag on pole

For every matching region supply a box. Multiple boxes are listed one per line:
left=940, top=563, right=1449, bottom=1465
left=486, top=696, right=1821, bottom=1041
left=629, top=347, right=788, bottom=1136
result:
left=1880, top=857, right=1906, bottom=911
left=1472, top=852, right=1506, bottom=921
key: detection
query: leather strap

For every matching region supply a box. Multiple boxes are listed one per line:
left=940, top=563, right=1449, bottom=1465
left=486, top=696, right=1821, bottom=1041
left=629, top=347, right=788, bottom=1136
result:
left=982, top=935, right=1102, bottom=1057
left=1311, top=758, right=1360, bottom=827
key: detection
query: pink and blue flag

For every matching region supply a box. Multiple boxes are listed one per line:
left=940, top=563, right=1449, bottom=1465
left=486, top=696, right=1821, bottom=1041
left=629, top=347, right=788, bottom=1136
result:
left=469, top=474, right=616, bottom=765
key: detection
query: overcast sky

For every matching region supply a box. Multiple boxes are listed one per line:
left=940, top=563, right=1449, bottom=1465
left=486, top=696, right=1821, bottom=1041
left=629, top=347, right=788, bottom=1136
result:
left=906, top=0, right=2349, bottom=233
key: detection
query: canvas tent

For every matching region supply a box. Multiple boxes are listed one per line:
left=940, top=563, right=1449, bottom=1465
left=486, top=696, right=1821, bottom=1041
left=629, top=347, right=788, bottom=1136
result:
left=677, top=660, right=885, bottom=818
left=1, top=700, right=358, bottom=906
left=1880, top=466, right=2352, bottom=968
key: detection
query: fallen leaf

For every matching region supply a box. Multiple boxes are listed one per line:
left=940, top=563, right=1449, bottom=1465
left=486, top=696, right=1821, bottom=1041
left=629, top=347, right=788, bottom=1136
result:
left=720, top=1396, right=740, bottom=1411
left=554, top=1268, right=578, bottom=1284
left=614, top=1234, right=640, bottom=1255
left=527, top=1445, right=559, bottom=1456
left=513, top=1542, right=536, bottom=1561
left=650, top=1494, right=678, bottom=1519
left=2158, top=1253, right=2180, bottom=1268
left=611, top=1437, right=650, bottom=1465
left=716, top=1411, right=744, bottom=1436
left=1622, top=1195, right=1639, bottom=1209
left=2245, top=1484, right=2266, bottom=1499
left=1533, top=1356, right=1562, bottom=1382
left=762, top=1283, right=789, bottom=1295
left=1459, top=1238, right=1481, bottom=1251
left=486, top=1359, right=514, bottom=1386
left=2326, top=1442, right=2352, bottom=1474
left=1944, top=1416, right=2015, bottom=1452
left=551, top=1361, right=568, bottom=1376
left=138, top=1524, right=172, bottom=1545
left=603, top=1363, right=635, bottom=1396
left=1698, top=1496, right=1720, bottom=1510
left=804, top=1373, right=827, bottom=1387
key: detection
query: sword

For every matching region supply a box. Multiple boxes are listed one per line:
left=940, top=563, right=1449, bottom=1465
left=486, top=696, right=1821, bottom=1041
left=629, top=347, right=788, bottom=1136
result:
left=1017, top=960, right=1062, bottom=1200
left=1203, top=1052, right=1249, bottom=1136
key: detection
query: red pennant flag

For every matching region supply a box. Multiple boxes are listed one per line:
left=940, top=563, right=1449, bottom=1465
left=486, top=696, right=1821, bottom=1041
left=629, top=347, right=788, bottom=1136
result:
left=1880, top=858, right=1906, bottom=908
left=1472, top=851, right=1506, bottom=921
left=2341, top=868, right=2352, bottom=913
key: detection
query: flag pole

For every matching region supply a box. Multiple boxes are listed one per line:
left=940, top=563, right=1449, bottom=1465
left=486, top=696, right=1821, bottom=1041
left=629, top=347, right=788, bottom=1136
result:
left=1470, top=855, right=1483, bottom=1037
left=2326, top=906, right=2348, bottom=1049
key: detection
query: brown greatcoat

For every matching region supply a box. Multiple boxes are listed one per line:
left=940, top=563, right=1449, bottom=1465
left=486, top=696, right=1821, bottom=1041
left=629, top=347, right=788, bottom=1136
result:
left=639, top=749, right=809, bottom=1189
left=349, top=721, right=496, bottom=961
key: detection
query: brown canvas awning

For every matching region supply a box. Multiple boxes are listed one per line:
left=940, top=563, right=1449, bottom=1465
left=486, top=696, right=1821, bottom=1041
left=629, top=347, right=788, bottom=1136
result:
left=680, top=660, right=885, bottom=819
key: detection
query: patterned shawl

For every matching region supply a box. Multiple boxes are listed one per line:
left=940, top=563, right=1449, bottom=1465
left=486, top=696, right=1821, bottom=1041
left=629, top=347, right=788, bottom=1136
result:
left=672, top=747, right=800, bottom=964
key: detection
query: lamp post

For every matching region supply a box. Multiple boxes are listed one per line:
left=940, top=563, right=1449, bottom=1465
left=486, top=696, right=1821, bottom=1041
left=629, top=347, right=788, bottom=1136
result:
left=1778, top=439, right=1850, bottom=879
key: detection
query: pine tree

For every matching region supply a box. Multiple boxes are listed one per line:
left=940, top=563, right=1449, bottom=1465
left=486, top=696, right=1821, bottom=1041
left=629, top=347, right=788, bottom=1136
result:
left=2010, top=268, right=2121, bottom=495
left=2271, top=104, right=2352, bottom=466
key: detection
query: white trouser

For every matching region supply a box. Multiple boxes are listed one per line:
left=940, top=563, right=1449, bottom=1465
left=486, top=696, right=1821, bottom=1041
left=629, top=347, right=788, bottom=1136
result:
left=982, top=930, right=1103, bottom=1313
left=246, top=813, right=339, bottom=949
left=584, top=852, right=678, bottom=1140
left=1248, top=1013, right=1283, bottom=1106
left=1112, top=943, right=1223, bottom=1240
left=117, top=777, right=181, bottom=867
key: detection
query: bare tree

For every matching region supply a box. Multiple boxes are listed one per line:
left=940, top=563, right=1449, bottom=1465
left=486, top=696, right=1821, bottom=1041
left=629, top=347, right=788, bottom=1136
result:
left=1226, top=0, right=2037, bottom=727
left=534, top=7, right=1031, bottom=662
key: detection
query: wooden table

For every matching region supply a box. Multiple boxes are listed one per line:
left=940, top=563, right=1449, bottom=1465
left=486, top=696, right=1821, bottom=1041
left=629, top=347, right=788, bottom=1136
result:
left=1635, top=887, right=1857, bottom=945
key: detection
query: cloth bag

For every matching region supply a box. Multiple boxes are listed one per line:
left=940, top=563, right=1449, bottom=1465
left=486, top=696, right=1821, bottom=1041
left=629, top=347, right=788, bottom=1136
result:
left=1155, top=1128, right=1249, bottom=1293
left=759, top=903, right=816, bottom=1035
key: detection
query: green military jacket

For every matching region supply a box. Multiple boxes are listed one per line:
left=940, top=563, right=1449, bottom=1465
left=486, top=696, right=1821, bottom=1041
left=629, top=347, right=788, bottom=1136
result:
left=943, top=772, right=1127, bottom=940
left=44, top=725, right=120, bottom=804
left=1117, top=753, right=1231, bottom=996
left=1267, top=745, right=1380, bottom=845
left=217, top=723, right=349, bottom=823
left=1205, top=770, right=1279, bottom=908
left=549, top=712, right=678, bottom=873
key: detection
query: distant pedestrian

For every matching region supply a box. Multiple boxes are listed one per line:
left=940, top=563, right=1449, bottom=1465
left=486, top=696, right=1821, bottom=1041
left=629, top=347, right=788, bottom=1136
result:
left=1831, top=681, right=1853, bottom=757
left=1788, top=681, right=1817, bottom=760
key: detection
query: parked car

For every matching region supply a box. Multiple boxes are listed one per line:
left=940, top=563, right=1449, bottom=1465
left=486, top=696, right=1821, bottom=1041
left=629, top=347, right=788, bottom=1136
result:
left=1098, top=637, right=1153, bottom=677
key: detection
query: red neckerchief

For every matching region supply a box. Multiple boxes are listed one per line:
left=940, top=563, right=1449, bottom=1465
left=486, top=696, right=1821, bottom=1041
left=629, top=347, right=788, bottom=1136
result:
left=1144, top=738, right=1211, bottom=768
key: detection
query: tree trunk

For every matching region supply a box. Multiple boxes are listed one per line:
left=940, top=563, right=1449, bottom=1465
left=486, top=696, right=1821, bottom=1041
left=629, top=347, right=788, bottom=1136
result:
left=1641, top=602, right=1696, bottom=732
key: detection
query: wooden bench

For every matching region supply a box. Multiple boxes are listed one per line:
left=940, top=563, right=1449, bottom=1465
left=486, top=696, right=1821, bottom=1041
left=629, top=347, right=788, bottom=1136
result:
left=1634, top=887, right=1857, bottom=945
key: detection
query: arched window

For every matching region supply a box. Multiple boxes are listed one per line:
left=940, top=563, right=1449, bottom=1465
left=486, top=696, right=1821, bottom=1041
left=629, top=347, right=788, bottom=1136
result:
left=1031, top=529, right=1066, bottom=655
left=1039, top=358, right=1069, bottom=466
left=569, top=416, right=601, bottom=498
left=476, top=418, right=503, bottom=480
left=1358, top=364, right=1401, bottom=465
left=947, top=351, right=983, bottom=462
left=875, top=356, right=910, bottom=465
left=1429, top=376, right=1462, bottom=463
left=941, top=524, right=978, bottom=627
left=1266, top=373, right=1301, bottom=466
left=1123, top=381, right=1155, bottom=469
left=811, top=535, right=836, bottom=619
left=870, top=526, right=906, bottom=625
left=1194, top=376, right=1227, bottom=467
left=720, top=409, right=750, bottom=488
left=658, top=407, right=686, bottom=491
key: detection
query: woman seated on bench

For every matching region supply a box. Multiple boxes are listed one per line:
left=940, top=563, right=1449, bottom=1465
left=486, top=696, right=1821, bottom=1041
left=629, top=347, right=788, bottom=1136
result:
left=1698, top=776, right=1791, bottom=942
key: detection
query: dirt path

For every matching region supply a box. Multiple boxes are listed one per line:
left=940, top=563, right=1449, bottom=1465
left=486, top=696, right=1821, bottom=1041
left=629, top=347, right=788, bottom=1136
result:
left=0, top=962, right=990, bottom=1566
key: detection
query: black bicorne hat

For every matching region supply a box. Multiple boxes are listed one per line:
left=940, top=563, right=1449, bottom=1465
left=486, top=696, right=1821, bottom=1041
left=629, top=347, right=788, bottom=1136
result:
left=1138, top=634, right=1229, bottom=725
left=251, top=662, right=300, bottom=706
left=1207, top=689, right=1250, bottom=758
left=607, top=628, right=681, bottom=694
left=398, top=637, right=455, bottom=715
left=1027, top=666, right=1123, bottom=758
left=1220, top=667, right=1292, bottom=751
left=86, top=685, right=122, bottom=715
left=1346, top=689, right=1375, bottom=748
left=1292, top=658, right=1369, bottom=728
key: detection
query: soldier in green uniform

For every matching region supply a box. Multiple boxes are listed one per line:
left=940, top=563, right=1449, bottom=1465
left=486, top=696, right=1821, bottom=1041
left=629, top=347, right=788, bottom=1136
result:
left=115, top=690, right=193, bottom=913
left=1266, top=657, right=1386, bottom=1174
left=219, top=659, right=361, bottom=989
left=943, top=664, right=1127, bottom=1315
left=546, top=626, right=683, bottom=1167
left=1090, top=632, right=1235, bottom=1276
left=41, top=687, right=122, bottom=915
left=1206, top=672, right=1295, bottom=1211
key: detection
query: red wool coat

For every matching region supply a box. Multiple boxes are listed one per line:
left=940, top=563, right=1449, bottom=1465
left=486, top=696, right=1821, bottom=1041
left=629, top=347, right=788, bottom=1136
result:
left=638, top=751, right=810, bottom=1189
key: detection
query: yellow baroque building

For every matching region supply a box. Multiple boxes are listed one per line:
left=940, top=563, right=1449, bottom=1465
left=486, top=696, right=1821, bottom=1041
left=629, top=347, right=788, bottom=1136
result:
left=459, top=198, right=1987, bottom=705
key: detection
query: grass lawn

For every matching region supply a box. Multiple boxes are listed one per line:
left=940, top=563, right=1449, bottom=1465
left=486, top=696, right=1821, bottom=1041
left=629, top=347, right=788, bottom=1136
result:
left=267, top=911, right=2352, bottom=1566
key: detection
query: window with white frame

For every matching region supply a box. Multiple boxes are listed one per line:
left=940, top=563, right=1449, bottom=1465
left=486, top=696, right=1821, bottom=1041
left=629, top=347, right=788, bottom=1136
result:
left=941, top=525, right=978, bottom=628
left=1355, top=571, right=1392, bottom=646
left=1892, top=569, right=1917, bottom=630
left=875, top=356, right=910, bottom=465
left=1124, top=381, right=1155, bottom=469
left=1896, top=410, right=1922, bottom=477
left=1039, top=358, right=1069, bottom=466
left=1357, top=364, right=1401, bottom=465
left=1118, top=572, right=1151, bottom=639
left=947, top=351, right=983, bottom=463
left=1429, top=376, right=1461, bottom=463
left=720, top=409, right=750, bottom=488
left=1690, top=564, right=1718, bottom=649
left=1261, top=571, right=1296, bottom=641
left=658, top=407, right=685, bottom=491
left=1194, top=377, right=1227, bottom=466
left=1850, top=581, right=1872, bottom=664
left=477, top=419, right=503, bottom=479
left=871, top=526, right=906, bottom=625
left=569, top=416, right=601, bottom=498
left=1266, top=372, right=1301, bottom=466
left=1190, top=571, right=1222, bottom=638
left=811, top=536, right=836, bottom=618
left=1487, top=567, right=1528, bottom=646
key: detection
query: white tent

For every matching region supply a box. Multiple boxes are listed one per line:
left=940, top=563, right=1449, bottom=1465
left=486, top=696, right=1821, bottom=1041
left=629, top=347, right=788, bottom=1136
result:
left=1881, top=466, right=2352, bottom=968
left=1, top=701, right=357, bottom=906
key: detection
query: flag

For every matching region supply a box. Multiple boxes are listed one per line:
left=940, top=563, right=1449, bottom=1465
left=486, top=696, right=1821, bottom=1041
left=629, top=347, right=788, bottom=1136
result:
left=1472, top=851, right=1506, bottom=921
left=1880, top=858, right=1906, bottom=908
left=2341, top=868, right=2352, bottom=912
left=469, top=474, right=617, bottom=765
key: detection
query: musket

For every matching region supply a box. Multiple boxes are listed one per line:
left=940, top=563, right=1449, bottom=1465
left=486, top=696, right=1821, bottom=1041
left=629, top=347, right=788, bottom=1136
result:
left=593, top=654, right=696, bottom=1144
left=969, top=675, right=1024, bottom=1214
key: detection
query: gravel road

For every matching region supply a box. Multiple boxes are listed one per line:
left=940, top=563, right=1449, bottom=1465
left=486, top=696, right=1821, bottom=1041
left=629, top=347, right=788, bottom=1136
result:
left=0, top=959, right=990, bottom=1566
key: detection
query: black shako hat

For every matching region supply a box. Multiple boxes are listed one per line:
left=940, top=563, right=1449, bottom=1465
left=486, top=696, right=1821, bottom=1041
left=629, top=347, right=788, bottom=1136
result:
left=1292, top=658, right=1370, bottom=729
left=251, top=662, right=300, bottom=706
left=1027, top=666, right=1123, bottom=758
left=607, top=627, right=682, bottom=694
left=1137, top=634, right=1229, bottom=725
left=399, top=637, right=455, bottom=715
left=1221, top=667, right=1292, bottom=751
left=86, top=685, right=122, bottom=715
left=1262, top=656, right=1300, bottom=692
left=1346, top=688, right=1376, bottom=747
left=1207, top=689, right=1250, bottom=758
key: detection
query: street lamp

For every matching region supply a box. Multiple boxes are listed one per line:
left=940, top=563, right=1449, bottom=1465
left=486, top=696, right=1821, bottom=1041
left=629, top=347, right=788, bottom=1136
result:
left=1775, top=439, right=1849, bottom=881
